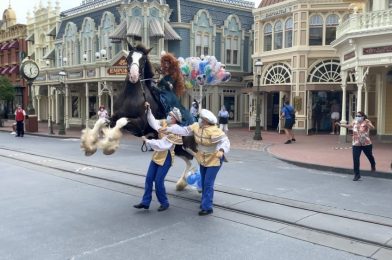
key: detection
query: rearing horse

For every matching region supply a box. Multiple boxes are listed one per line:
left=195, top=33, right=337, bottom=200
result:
left=81, top=44, right=196, bottom=190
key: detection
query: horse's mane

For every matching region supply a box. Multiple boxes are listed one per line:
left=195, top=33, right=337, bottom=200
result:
left=161, top=53, right=185, bottom=96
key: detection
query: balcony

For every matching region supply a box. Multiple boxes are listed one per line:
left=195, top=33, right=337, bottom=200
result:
left=336, top=9, right=392, bottom=39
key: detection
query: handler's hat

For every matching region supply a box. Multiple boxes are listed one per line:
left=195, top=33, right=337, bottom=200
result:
left=169, top=107, right=182, bottom=122
left=199, top=109, right=217, bottom=124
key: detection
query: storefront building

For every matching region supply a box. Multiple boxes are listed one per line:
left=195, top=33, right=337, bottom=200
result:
left=253, top=0, right=351, bottom=134
left=30, top=0, right=253, bottom=129
left=0, top=4, right=28, bottom=117
left=332, top=0, right=392, bottom=142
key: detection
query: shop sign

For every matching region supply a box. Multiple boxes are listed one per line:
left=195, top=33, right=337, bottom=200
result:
left=107, top=67, right=128, bottom=75
left=344, top=51, right=355, bottom=61
left=68, top=71, right=82, bottom=79
left=261, top=6, right=292, bottom=20
left=108, top=56, right=128, bottom=75
left=35, top=75, right=46, bottom=81
left=49, top=74, right=60, bottom=80
left=363, top=45, right=392, bottom=55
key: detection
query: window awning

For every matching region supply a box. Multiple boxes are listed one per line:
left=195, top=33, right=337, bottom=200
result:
left=9, top=65, right=19, bottom=74
left=109, top=21, right=127, bottom=41
left=164, top=21, right=182, bottom=40
left=26, top=33, right=34, bottom=42
left=1, top=67, right=10, bottom=75
left=149, top=18, right=164, bottom=38
left=47, top=26, right=56, bottom=37
left=8, top=40, right=19, bottom=49
left=127, top=19, right=142, bottom=37
left=43, top=48, right=55, bottom=60
left=0, top=42, right=9, bottom=51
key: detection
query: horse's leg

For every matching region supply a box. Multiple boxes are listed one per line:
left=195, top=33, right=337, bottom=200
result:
left=175, top=156, right=193, bottom=191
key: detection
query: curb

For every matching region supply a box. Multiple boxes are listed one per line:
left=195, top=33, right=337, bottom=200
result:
left=270, top=152, right=392, bottom=180
left=0, top=129, right=79, bottom=139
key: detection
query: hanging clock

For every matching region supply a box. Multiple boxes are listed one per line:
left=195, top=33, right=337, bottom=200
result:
left=20, top=60, right=40, bottom=81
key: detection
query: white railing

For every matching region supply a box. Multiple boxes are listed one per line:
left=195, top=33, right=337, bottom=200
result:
left=336, top=9, right=392, bottom=38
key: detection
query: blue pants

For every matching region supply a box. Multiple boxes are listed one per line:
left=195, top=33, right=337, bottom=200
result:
left=352, top=145, right=376, bottom=177
left=141, top=153, right=171, bottom=207
left=199, top=160, right=222, bottom=211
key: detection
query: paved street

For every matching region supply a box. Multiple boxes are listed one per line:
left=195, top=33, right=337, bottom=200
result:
left=1, top=133, right=392, bottom=259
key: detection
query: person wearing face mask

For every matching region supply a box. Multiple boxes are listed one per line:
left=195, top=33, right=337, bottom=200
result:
left=336, top=111, right=376, bottom=181
left=133, top=102, right=183, bottom=212
left=161, top=109, right=230, bottom=216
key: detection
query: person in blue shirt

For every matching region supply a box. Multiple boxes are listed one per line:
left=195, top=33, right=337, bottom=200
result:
left=280, top=100, right=296, bottom=144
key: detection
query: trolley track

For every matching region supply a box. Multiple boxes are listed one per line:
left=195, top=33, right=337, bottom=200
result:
left=1, top=146, right=392, bottom=258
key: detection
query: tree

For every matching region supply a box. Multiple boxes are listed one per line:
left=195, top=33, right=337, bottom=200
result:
left=0, top=76, right=15, bottom=126
left=0, top=76, right=15, bottom=101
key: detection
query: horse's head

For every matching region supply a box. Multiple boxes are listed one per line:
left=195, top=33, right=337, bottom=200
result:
left=127, top=43, right=153, bottom=84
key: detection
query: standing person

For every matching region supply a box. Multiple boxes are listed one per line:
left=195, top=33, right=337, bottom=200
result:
left=336, top=111, right=376, bottom=181
left=97, top=105, right=109, bottom=121
left=218, top=105, right=229, bottom=133
left=14, top=105, right=26, bottom=137
left=312, top=100, right=322, bottom=134
left=330, top=99, right=341, bottom=134
left=190, top=99, right=199, bottom=123
left=280, top=100, right=296, bottom=144
left=133, top=102, right=183, bottom=211
left=163, top=109, right=230, bottom=216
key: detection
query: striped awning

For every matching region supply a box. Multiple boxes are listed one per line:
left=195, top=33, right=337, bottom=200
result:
left=164, top=21, right=182, bottom=40
left=47, top=26, right=56, bottom=37
left=0, top=42, right=9, bottom=51
left=43, top=48, right=55, bottom=60
left=26, top=33, right=34, bottom=42
left=9, top=65, right=19, bottom=74
left=1, top=67, right=10, bottom=74
left=149, top=18, right=164, bottom=38
left=109, top=21, right=127, bottom=41
left=8, top=40, right=19, bottom=49
left=127, top=19, right=142, bottom=37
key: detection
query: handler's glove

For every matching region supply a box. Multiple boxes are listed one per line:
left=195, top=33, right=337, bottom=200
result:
left=216, top=150, right=224, bottom=159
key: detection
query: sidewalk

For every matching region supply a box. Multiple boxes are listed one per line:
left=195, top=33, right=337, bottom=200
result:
left=1, top=119, right=391, bottom=177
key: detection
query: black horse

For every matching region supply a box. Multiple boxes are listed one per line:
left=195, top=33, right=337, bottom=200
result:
left=107, top=44, right=197, bottom=190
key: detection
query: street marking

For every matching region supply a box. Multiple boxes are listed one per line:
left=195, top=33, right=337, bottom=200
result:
left=75, top=167, right=93, bottom=172
left=340, top=193, right=351, bottom=197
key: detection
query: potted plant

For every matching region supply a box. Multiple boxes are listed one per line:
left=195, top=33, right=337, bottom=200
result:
left=0, top=76, right=15, bottom=127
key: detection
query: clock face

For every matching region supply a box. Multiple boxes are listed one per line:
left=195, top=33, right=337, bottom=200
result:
left=22, top=61, right=39, bottom=79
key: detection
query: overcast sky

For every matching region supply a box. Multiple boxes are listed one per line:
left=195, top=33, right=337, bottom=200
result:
left=1, top=0, right=262, bottom=24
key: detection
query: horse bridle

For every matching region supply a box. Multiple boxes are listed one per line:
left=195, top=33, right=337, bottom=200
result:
left=129, top=52, right=152, bottom=152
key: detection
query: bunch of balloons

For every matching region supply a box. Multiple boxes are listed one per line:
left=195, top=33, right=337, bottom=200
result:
left=178, top=56, right=231, bottom=88
left=186, top=169, right=202, bottom=191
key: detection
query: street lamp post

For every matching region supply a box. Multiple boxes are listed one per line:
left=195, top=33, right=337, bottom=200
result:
left=253, top=60, right=263, bottom=140
left=57, top=70, right=66, bottom=135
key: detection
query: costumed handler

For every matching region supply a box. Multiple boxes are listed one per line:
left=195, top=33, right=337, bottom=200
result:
left=162, top=109, right=230, bottom=216
left=134, top=102, right=183, bottom=212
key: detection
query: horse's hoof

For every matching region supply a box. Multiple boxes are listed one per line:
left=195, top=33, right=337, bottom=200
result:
left=103, top=149, right=115, bottom=155
left=176, top=178, right=187, bottom=191
left=84, top=148, right=97, bottom=156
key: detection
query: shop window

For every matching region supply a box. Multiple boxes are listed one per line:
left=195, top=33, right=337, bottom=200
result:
left=225, top=37, right=239, bottom=65
left=71, top=96, right=80, bottom=118
left=308, top=60, right=341, bottom=82
left=309, top=15, right=323, bottom=46
left=326, top=14, right=339, bottom=45
left=274, top=21, right=283, bottom=50
left=285, top=18, right=293, bottom=48
left=264, top=63, right=292, bottom=85
left=264, top=23, right=272, bottom=51
left=150, top=37, right=159, bottom=56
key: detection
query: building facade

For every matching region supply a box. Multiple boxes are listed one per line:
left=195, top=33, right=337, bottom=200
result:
left=30, top=0, right=253, bottom=129
left=253, top=0, right=351, bottom=134
left=0, top=4, right=28, bottom=117
left=332, top=0, right=392, bottom=142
